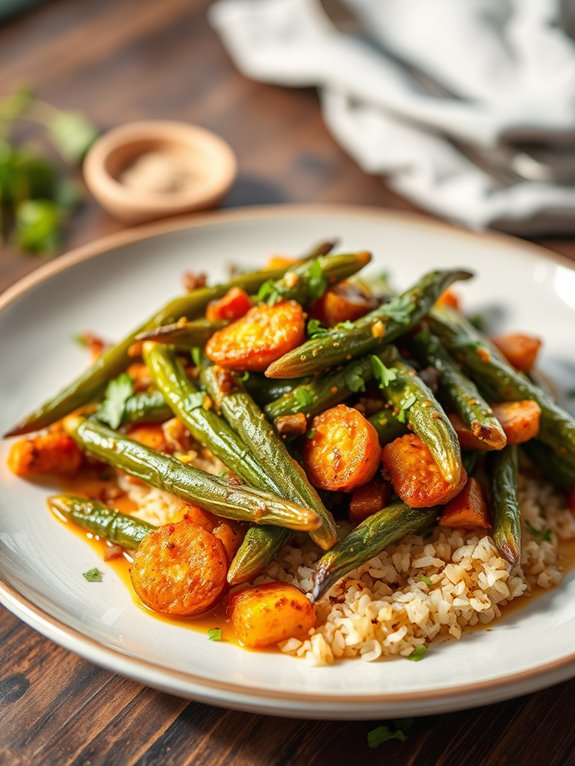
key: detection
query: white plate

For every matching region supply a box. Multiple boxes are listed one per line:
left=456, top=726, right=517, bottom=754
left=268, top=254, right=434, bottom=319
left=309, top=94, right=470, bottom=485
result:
left=1, top=205, right=575, bottom=720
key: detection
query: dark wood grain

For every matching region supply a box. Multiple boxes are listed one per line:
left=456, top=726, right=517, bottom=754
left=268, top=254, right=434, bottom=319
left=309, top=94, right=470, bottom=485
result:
left=1, top=1, right=575, bottom=764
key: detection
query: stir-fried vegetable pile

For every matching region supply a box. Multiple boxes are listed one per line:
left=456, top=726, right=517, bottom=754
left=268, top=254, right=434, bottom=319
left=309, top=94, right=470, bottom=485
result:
left=6, top=240, right=575, bottom=649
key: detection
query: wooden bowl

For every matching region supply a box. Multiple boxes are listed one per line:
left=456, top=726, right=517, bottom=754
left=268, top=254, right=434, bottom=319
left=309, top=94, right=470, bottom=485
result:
left=83, top=121, right=237, bottom=224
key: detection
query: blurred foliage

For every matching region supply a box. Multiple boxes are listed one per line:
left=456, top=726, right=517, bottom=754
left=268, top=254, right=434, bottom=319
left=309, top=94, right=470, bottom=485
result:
left=0, top=85, right=99, bottom=255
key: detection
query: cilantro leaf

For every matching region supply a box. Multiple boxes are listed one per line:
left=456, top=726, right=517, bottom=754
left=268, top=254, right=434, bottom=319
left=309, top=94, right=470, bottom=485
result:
left=307, top=318, right=328, bottom=338
left=407, top=644, right=427, bottom=662
left=257, top=279, right=281, bottom=305
left=186, top=392, right=206, bottom=410
left=371, top=356, right=397, bottom=389
left=293, top=387, right=314, bottom=410
left=96, top=373, right=134, bottom=429
left=344, top=367, right=367, bottom=393
left=13, top=199, right=62, bottom=254
left=82, top=567, right=102, bottom=582
left=307, top=259, right=327, bottom=300
left=336, top=320, right=354, bottom=331
left=208, top=628, right=222, bottom=641
left=397, top=393, right=417, bottom=423
left=367, top=725, right=408, bottom=749
left=384, top=294, right=416, bottom=324
left=46, top=111, right=99, bottom=163
left=420, top=575, right=433, bottom=586
left=525, top=520, right=552, bottom=542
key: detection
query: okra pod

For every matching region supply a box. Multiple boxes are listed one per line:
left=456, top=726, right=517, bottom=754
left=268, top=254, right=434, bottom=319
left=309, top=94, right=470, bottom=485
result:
left=312, top=502, right=437, bottom=601
left=48, top=494, right=154, bottom=549
left=488, top=445, right=521, bottom=566
left=411, top=329, right=506, bottom=450
left=265, top=269, right=473, bottom=378
left=66, top=417, right=321, bottom=532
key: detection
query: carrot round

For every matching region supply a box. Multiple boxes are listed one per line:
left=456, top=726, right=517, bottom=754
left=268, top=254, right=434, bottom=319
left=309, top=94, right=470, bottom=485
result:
left=227, top=582, right=316, bottom=648
left=303, top=404, right=381, bottom=492
left=7, top=428, right=83, bottom=478
left=205, top=300, right=305, bottom=372
left=130, top=519, right=227, bottom=616
left=381, top=433, right=467, bottom=508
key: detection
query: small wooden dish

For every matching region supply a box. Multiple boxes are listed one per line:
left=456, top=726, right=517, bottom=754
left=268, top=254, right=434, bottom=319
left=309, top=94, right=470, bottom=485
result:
left=83, top=121, right=237, bottom=224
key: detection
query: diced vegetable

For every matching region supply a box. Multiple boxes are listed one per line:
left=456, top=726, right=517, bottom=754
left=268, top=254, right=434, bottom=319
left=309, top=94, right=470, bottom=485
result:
left=7, top=427, right=83, bottom=477
left=491, top=401, right=541, bottom=445
left=349, top=477, right=392, bottom=525
left=438, top=477, right=490, bottom=529
left=381, top=434, right=467, bottom=508
left=309, top=281, right=377, bottom=327
left=227, top=582, right=316, bottom=648
left=436, top=288, right=460, bottom=309
left=126, top=423, right=170, bottom=453
left=206, top=287, right=251, bottom=322
left=206, top=300, right=305, bottom=372
left=303, top=404, right=381, bottom=492
left=130, top=519, right=227, bottom=616
left=274, top=412, right=308, bottom=437
left=491, top=333, right=542, bottom=372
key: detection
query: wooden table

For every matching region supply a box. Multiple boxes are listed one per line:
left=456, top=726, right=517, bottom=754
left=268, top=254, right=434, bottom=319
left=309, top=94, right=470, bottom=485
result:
left=1, top=2, right=574, bottom=764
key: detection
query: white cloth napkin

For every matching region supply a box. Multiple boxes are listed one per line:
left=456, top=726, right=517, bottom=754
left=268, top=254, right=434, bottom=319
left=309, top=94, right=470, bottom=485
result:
left=209, top=0, right=575, bottom=234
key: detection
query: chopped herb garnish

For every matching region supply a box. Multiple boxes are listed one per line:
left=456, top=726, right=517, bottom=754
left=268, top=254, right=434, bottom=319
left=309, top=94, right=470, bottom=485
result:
left=207, top=628, right=222, bottom=641
left=420, top=575, right=433, bottom=586
left=397, top=393, right=417, bottom=423
left=96, top=373, right=134, bottom=429
left=293, top=387, right=314, bottom=409
left=371, top=356, right=397, bottom=389
left=257, top=279, right=281, bottom=305
left=82, top=567, right=102, bottom=582
left=384, top=294, right=416, bottom=324
left=344, top=367, right=367, bottom=393
left=525, top=520, right=552, bottom=542
left=307, top=318, right=329, bottom=338
left=72, top=332, right=88, bottom=347
left=407, top=644, right=427, bottom=662
left=305, top=429, right=316, bottom=440
left=367, top=718, right=413, bottom=749
left=307, top=259, right=327, bottom=300
left=336, top=320, right=354, bottom=331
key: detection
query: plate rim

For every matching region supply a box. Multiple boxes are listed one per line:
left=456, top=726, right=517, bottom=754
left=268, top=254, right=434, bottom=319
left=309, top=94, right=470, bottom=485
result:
left=2, top=203, right=575, bottom=715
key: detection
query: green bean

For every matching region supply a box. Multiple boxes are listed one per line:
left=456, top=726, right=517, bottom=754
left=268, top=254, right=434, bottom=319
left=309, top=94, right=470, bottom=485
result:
left=488, top=445, right=521, bottom=566
left=121, top=391, right=172, bottom=425
left=201, top=360, right=337, bottom=550
left=142, top=343, right=273, bottom=490
left=430, top=305, right=575, bottom=467
left=411, top=329, right=506, bottom=450
left=48, top=494, right=154, bottom=549
left=312, top=502, right=437, bottom=601
left=265, top=269, right=473, bottom=379
left=66, top=417, right=321, bottom=531
left=5, top=266, right=291, bottom=437
left=523, top=440, right=575, bottom=490
left=244, top=374, right=307, bottom=407
left=136, top=318, right=227, bottom=346
left=375, top=350, right=463, bottom=485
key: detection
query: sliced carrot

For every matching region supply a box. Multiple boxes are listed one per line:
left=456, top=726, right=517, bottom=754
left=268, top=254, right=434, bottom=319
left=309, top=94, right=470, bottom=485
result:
left=130, top=519, right=227, bottom=616
left=205, top=300, right=305, bottom=372
left=491, top=333, right=542, bottom=372
left=491, top=400, right=541, bottom=445
left=439, top=477, right=490, bottom=529
left=264, top=255, right=298, bottom=270
left=436, top=288, right=460, bottom=310
left=309, top=281, right=377, bottom=327
left=227, top=582, right=316, bottom=649
left=349, top=477, right=392, bottom=525
left=206, top=287, right=251, bottom=322
left=127, top=423, right=170, bottom=453
left=381, top=433, right=467, bottom=508
left=447, top=412, right=507, bottom=451
left=7, top=427, right=83, bottom=478
left=303, top=404, right=381, bottom=492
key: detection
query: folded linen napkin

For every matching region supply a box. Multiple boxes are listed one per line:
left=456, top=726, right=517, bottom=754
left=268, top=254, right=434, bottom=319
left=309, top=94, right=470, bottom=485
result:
left=210, top=0, right=575, bottom=234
